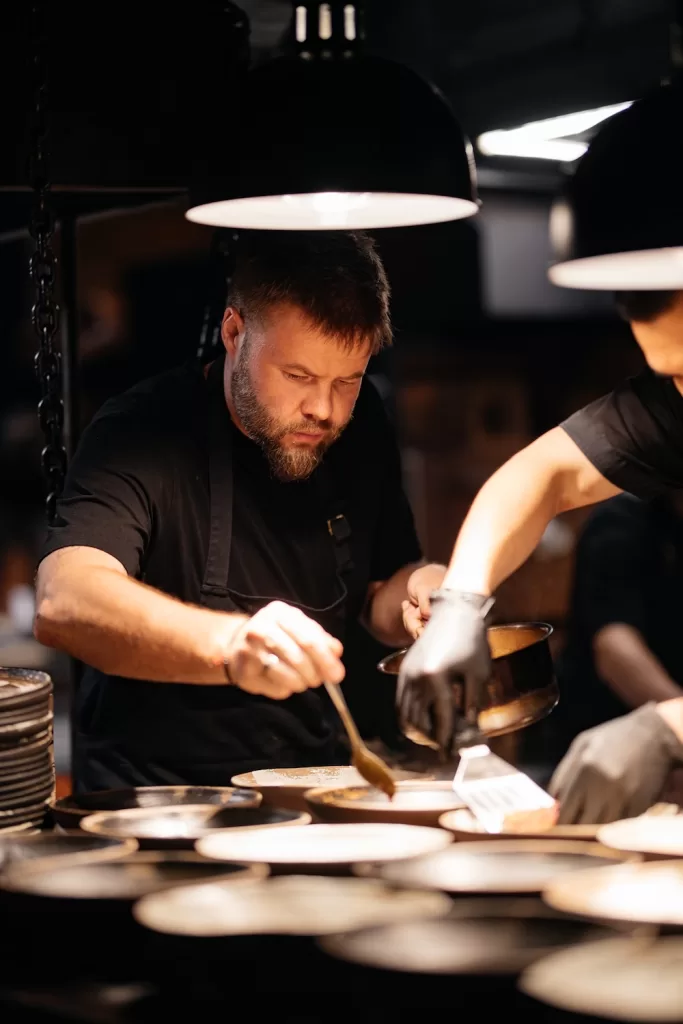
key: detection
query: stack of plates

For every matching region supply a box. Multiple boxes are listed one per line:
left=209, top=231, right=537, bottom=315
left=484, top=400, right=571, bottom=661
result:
left=0, top=669, right=54, bottom=833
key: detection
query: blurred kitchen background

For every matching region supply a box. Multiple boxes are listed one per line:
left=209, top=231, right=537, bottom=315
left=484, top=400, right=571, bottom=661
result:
left=0, top=0, right=673, bottom=787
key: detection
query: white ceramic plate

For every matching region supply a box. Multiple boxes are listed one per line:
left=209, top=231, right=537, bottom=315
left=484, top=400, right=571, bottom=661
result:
left=133, top=873, right=452, bottom=936
left=543, top=859, right=683, bottom=926
left=355, top=840, right=630, bottom=894
left=520, top=936, right=683, bottom=1022
left=196, top=822, right=452, bottom=866
left=598, top=815, right=683, bottom=856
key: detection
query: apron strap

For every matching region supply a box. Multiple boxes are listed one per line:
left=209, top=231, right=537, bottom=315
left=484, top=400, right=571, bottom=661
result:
left=315, top=457, right=355, bottom=579
left=201, top=350, right=353, bottom=594
left=202, top=353, right=235, bottom=598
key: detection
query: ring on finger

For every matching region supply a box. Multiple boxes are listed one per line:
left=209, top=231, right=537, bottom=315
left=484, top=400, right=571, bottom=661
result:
left=260, top=651, right=280, bottom=675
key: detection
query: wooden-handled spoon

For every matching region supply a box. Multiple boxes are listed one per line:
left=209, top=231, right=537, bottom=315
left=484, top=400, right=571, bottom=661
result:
left=324, top=680, right=396, bottom=799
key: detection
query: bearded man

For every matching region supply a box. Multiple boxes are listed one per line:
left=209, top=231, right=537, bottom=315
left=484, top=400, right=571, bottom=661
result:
left=34, top=230, right=445, bottom=790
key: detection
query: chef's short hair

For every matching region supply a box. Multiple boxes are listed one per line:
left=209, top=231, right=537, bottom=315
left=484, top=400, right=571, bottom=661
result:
left=228, top=230, right=391, bottom=354
left=615, top=290, right=680, bottom=323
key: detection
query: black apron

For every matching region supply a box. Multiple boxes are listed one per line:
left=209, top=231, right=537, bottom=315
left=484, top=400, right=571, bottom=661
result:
left=74, top=355, right=354, bottom=791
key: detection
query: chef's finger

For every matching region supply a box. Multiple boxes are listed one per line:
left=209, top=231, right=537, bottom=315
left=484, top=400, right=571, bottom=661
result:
left=556, top=790, right=584, bottom=825
left=262, top=658, right=309, bottom=696
left=249, top=650, right=309, bottom=697
left=236, top=657, right=296, bottom=699
left=432, top=675, right=455, bottom=752
left=548, top=738, right=586, bottom=798
left=415, top=588, right=432, bottom=619
left=578, top=780, right=613, bottom=825
left=622, top=784, right=658, bottom=822
left=402, top=604, right=424, bottom=640
left=277, top=612, right=345, bottom=683
left=555, top=772, right=587, bottom=825
left=275, top=603, right=344, bottom=656
left=257, top=625, right=322, bottom=688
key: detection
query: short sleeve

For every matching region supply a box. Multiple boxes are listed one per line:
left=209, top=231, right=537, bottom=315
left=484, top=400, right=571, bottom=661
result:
left=561, top=371, right=683, bottom=499
left=364, top=384, right=422, bottom=581
left=39, top=401, right=170, bottom=577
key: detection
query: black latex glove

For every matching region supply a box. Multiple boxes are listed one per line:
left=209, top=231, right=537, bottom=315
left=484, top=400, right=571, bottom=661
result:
left=396, top=589, right=494, bottom=755
left=549, top=702, right=683, bottom=824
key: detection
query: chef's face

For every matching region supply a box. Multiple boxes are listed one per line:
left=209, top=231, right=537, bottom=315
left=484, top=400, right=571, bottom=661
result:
left=221, top=302, right=371, bottom=481
left=630, top=291, right=683, bottom=381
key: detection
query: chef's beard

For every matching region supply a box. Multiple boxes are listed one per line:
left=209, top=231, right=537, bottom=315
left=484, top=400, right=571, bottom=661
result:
left=230, top=342, right=346, bottom=482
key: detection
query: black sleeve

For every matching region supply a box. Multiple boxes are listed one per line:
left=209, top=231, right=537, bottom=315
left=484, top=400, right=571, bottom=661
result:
left=365, top=382, right=423, bottom=581
left=561, top=370, right=683, bottom=499
left=571, top=499, right=649, bottom=639
left=39, top=402, right=170, bottom=577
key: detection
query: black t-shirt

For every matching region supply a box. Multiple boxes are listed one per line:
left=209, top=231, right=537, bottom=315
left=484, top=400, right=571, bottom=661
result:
left=556, top=494, right=683, bottom=750
left=561, top=369, right=683, bottom=498
left=41, top=360, right=421, bottom=785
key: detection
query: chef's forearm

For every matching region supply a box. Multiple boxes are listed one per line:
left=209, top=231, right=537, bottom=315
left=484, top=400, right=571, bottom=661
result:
left=34, top=565, right=248, bottom=683
left=594, top=624, right=683, bottom=707
left=364, top=563, right=419, bottom=647
left=443, top=427, right=621, bottom=595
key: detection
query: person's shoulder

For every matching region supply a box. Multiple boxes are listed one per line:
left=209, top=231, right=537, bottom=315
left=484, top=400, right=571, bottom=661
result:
left=352, top=375, right=395, bottom=432
left=88, top=361, right=205, bottom=437
left=616, top=368, right=683, bottom=415
left=337, top=375, right=396, bottom=461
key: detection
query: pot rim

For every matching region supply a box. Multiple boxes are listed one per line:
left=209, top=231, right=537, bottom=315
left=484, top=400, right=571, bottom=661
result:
left=377, top=620, right=554, bottom=674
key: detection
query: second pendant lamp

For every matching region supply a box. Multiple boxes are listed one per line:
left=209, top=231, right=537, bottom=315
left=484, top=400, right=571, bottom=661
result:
left=548, top=11, right=683, bottom=297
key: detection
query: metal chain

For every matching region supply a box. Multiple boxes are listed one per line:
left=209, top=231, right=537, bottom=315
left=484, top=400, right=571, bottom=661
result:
left=197, top=230, right=240, bottom=362
left=28, top=2, right=66, bottom=525
left=197, top=5, right=249, bottom=362
left=672, top=0, right=683, bottom=70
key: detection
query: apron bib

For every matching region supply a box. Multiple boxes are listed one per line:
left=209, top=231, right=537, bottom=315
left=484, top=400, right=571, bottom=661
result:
left=74, top=355, right=355, bottom=790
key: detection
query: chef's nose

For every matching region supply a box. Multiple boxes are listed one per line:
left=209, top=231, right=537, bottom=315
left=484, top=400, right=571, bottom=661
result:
left=301, top=385, right=333, bottom=424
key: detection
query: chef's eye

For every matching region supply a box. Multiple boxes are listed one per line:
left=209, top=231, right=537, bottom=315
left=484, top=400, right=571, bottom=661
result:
left=338, top=378, right=360, bottom=387
left=284, top=371, right=310, bottom=382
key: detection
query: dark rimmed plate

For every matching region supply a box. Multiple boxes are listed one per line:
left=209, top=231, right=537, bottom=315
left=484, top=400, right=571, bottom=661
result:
left=0, top=833, right=137, bottom=873
left=0, top=731, right=52, bottom=763
left=0, top=850, right=268, bottom=901
left=0, top=670, right=52, bottom=711
left=80, top=804, right=310, bottom=849
left=353, top=839, right=637, bottom=895
left=49, top=784, right=261, bottom=830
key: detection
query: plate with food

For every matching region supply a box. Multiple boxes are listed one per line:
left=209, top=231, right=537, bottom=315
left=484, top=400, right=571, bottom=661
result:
left=306, top=781, right=464, bottom=828
left=232, top=765, right=427, bottom=812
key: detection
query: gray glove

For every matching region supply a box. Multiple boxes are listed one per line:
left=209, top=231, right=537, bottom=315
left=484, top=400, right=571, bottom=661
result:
left=396, top=589, right=494, bottom=755
left=549, top=702, right=683, bottom=825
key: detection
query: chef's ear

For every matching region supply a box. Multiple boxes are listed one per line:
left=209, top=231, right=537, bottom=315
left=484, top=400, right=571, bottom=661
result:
left=221, top=307, right=245, bottom=356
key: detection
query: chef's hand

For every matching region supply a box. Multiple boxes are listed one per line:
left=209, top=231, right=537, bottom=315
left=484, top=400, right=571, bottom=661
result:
left=549, top=702, right=683, bottom=824
left=224, top=601, right=344, bottom=699
left=401, top=563, right=448, bottom=639
left=396, top=589, right=494, bottom=754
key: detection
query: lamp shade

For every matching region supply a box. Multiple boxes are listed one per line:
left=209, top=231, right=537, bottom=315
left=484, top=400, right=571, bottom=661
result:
left=185, top=53, right=478, bottom=230
left=549, top=79, right=683, bottom=289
